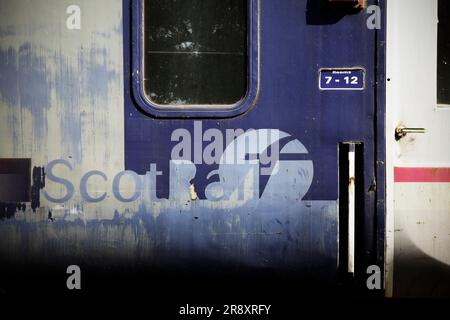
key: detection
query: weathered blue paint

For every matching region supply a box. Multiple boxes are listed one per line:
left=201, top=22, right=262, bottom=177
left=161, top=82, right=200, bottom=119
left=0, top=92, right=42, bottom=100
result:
left=53, top=51, right=84, bottom=164
left=83, top=47, right=118, bottom=104
left=122, top=0, right=382, bottom=279
left=0, top=0, right=386, bottom=292
left=52, top=46, right=120, bottom=164
left=0, top=43, right=51, bottom=140
left=0, top=198, right=337, bottom=273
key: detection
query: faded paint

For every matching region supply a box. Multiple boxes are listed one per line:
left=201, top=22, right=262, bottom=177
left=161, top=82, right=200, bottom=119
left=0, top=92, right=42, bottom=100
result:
left=0, top=0, right=338, bottom=271
left=0, top=200, right=337, bottom=269
left=0, top=0, right=124, bottom=220
left=0, top=0, right=384, bottom=283
left=0, top=0, right=123, bottom=162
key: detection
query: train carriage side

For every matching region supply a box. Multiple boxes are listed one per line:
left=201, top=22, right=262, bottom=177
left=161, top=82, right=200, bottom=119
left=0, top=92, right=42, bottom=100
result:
left=0, top=0, right=388, bottom=296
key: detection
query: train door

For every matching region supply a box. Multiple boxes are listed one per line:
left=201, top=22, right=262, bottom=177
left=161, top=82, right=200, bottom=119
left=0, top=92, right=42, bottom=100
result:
left=123, top=0, right=384, bottom=292
left=386, top=0, right=450, bottom=297
left=0, top=0, right=385, bottom=295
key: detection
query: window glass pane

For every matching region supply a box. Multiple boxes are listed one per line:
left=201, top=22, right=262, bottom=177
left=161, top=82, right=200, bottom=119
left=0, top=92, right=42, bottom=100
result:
left=437, top=0, right=450, bottom=105
left=143, top=0, right=247, bottom=106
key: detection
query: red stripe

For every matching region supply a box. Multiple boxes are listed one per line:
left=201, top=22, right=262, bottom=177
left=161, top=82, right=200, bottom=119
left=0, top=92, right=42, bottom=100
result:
left=394, top=167, right=450, bottom=183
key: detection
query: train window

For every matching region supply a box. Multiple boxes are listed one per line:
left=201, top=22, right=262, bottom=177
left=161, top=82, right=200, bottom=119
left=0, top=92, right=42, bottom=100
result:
left=143, top=0, right=248, bottom=106
left=437, top=0, right=450, bottom=105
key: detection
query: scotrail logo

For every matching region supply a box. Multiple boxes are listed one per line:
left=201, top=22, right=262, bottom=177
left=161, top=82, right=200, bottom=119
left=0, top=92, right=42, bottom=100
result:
left=43, top=122, right=314, bottom=205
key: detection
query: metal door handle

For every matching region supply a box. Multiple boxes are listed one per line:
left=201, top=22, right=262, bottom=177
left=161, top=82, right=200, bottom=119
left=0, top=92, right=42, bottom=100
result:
left=395, top=126, right=426, bottom=140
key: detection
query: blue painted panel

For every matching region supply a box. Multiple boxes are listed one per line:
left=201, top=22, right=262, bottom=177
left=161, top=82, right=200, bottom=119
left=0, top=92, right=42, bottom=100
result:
left=123, top=0, right=380, bottom=276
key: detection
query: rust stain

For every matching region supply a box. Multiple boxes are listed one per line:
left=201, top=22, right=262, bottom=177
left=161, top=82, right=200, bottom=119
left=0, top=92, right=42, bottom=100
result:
left=189, top=184, right=198, bottom=201
left=349, top=176, right=355, bottom=186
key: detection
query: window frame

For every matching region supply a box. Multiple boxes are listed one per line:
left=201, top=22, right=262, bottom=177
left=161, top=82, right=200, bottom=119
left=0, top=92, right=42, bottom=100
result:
left=437, top=0, right=450, bottom=108
left=131, top=0, right=260, bottom=118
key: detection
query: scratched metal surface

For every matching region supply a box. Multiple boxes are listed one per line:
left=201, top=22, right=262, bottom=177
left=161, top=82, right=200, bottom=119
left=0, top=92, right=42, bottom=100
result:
left=0, top=0, right=379, bottom=280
